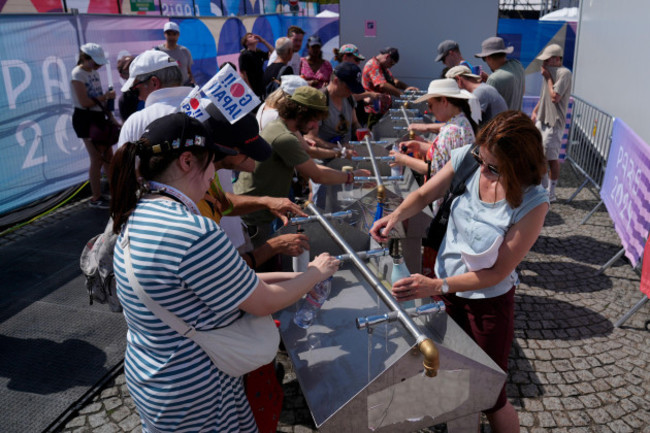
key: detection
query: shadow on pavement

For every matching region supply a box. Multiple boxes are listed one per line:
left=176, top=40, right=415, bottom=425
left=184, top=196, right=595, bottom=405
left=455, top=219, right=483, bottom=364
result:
left=514, top=292, right=614, bottom=341
left=529, top=234, right=627, bottom=267
left=0, top=335, right=107, bottom=394
left=518, top=259, right=614, bottom=293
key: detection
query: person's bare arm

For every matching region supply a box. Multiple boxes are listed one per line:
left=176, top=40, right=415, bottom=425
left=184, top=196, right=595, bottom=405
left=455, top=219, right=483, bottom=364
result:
left=239, top=253, right=339, bottom=315
left=71, top=81, right=113, bottom=108
left=296, top=158, right=369, bottom=185
left=391, top=202, right=548, bottom=300
left=226, top=192, right=306, bottom=224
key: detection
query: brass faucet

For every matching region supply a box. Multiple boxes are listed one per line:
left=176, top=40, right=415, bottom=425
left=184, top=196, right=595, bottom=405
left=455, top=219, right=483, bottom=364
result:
left=418, top=338, right=439, bottom=377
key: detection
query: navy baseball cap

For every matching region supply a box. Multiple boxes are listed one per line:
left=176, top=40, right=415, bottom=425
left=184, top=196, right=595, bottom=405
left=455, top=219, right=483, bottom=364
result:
left=204, top=104, right=272, bottom=162
left=140, top=113, right=236, bottom=161
left=334, top=62, right=364, bottom=94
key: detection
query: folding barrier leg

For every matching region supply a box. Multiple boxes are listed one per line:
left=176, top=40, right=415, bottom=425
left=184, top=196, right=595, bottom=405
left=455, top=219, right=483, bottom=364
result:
left=596, top=247, right=626, bottom=275
left=580, top=200, right=604, bottom=225
left=614, top=295, right=649, bottom=328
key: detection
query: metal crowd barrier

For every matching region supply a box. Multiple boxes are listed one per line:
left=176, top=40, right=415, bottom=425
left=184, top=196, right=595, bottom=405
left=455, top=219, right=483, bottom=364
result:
left=564, top=95, right=615, bottom=224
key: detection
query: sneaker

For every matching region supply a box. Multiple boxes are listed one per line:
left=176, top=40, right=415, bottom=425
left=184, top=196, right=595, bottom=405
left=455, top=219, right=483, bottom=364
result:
left=548, top=193, right=557, bottom=203
left=89, top=198, right=109, bottom=209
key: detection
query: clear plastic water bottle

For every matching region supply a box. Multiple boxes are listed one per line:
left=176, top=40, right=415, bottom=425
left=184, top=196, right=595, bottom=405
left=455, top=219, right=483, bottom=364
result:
left=293, top=277, right=332, bottom=329
left=341, top=166, right=355, bottom=202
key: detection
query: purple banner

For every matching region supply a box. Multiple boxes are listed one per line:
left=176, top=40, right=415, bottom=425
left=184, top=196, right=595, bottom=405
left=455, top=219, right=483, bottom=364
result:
left=600, top=118, right=650, bottom=267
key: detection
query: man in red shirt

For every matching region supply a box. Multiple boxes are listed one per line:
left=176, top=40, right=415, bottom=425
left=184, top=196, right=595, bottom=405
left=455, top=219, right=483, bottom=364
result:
left=361, top=47, right=417, bottom=129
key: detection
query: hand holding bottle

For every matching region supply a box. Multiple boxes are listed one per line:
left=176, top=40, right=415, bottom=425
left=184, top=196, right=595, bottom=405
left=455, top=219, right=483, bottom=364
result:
left=307, top=253, right=340, bottom=281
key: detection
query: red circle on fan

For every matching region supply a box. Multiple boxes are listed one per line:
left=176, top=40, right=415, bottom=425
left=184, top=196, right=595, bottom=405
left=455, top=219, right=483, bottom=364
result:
left=230, top=83, right=245, bottom=98
left=190, top=98, right=200, bottom=109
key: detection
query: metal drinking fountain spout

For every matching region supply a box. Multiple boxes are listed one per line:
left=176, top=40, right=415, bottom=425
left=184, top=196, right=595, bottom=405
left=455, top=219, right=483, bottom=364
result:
left=304, top=202, right=441, bottom=378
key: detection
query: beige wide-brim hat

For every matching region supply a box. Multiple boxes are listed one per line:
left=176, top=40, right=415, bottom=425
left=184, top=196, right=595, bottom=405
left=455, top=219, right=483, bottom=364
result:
left=445, top=65, right=481, bottom=80
left=414, top=78, right=472, bottom=103
left=537, top=43, right=563, bottom=61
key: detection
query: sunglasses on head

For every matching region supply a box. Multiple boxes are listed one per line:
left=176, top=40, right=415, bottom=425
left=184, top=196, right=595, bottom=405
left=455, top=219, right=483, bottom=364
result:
left=471, top=148, right=499, bottom=176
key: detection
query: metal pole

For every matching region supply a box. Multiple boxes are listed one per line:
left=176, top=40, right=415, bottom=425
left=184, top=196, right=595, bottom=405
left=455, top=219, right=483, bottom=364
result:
left=305, top=203, right=426, bottom=343
left=401, top=106, right=411, bottom=128
left=364, top=136, right=383, bottom=190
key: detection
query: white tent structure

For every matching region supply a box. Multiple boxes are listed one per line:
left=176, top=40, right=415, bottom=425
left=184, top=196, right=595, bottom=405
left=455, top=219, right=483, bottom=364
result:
left=540, top=7, right=578, bottom=22
left=316, top=10, right=339, bottom=18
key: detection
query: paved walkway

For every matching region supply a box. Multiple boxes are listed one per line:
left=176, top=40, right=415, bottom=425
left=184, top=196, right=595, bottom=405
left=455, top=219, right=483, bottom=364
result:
left=53, top=167, right=649, bottom=433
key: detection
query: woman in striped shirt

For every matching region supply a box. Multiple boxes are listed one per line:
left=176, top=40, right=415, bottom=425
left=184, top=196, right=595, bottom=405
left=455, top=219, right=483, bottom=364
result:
left=110, top=113, right=339, bottom=433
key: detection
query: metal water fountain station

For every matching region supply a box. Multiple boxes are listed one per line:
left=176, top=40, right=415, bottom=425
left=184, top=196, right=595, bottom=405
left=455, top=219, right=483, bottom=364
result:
left=273, top=94, right=506, bottom=432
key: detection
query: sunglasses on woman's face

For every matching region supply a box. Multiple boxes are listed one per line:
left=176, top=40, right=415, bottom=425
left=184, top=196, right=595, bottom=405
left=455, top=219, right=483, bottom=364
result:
left=471, top=148, right=500, bottom=176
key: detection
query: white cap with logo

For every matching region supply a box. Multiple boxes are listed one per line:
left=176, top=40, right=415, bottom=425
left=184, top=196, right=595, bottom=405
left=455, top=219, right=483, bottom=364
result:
left=121, top=50, right=180, bottom=92
left=163, top=22, right=180, bottom=33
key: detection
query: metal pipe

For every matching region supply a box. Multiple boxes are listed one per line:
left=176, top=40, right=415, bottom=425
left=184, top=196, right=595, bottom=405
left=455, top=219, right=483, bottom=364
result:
left=335, top=248, right=389, bottom=262
left=401, top=106, right=411, bottom=128
left=356, top=301, right=446, bottom=329
left=350, top=156, right=395, bottom=162
left=289, top=210, right=354, bottom=225
left=348, top=140, right=389, bottom=145
left=305, top=203, right=431, bottom=348
left=389, top=108, right=418, bottom=114
left=364, top=136, right=384, bottom=201
left=353, top=175, right=403, bottom=182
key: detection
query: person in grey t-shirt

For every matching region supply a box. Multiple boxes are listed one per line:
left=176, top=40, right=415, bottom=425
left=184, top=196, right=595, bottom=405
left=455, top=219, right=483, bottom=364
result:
left=446, top=65, right=507, bottom=127
left=474, top=37, right=525, bottom=111
left=156, top=22, right=194, bottom=86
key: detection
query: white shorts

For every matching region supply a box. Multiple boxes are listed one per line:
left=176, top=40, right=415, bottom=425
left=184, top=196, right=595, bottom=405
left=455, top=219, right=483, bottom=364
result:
left=536, top=121, right=563, bottom=161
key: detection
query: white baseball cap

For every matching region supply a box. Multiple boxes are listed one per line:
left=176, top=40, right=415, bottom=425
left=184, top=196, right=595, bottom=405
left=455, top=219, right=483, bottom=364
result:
left=280, top=75, right=308, bottom=96
left=121, top=50, right=180, bottom=92
left=80, top=43, right=107, bottom=65
left=164, top=22, right=180, bottom=33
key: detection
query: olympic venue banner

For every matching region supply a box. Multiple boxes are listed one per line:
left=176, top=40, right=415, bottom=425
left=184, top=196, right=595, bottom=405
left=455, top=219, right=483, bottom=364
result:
left=0, top=13, right=338, bottom=216
left=0, top=0, right=312, bottom=17
left=600, top=118, right=650, bottom=268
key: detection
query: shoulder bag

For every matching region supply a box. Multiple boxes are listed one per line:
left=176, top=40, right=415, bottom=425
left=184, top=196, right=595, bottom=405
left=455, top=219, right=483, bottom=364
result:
left=121, top=230, right=280, bottom=378
left=89, top=97, right=121, bottom=147
left=423, top=145, right=480, bottom=252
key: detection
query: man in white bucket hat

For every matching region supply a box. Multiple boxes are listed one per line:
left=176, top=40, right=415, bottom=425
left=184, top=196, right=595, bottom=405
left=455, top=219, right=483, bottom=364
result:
left=531, top=43, right=572, bottom=202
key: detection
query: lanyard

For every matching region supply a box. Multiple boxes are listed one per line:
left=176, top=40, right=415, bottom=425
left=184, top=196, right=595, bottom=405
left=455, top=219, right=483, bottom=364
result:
left=148, top=181, right=200, bottom=215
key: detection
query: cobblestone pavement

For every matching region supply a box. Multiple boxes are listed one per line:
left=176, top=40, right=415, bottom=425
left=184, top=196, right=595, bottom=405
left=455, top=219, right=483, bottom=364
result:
left=54, top=167, right=649, bottom=433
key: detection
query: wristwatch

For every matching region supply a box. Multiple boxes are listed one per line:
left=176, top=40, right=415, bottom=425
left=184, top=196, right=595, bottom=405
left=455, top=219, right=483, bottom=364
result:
left=441, top=278, right=449, bottom=295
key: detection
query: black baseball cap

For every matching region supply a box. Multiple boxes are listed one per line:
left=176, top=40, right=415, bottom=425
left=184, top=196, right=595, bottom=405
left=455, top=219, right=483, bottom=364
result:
left=140, top=113, right=236, bottom=161
left=333, top=62, right=364, bottom=94
left=204, top=104, right=272, bottom=162
left=380, top=47, right=399, bottom=63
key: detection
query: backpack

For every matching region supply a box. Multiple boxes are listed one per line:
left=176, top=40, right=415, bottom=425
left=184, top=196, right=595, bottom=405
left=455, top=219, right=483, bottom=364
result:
left=264, top=64, right=288, bottom=98
left=80, top=219, right=122, bottom=312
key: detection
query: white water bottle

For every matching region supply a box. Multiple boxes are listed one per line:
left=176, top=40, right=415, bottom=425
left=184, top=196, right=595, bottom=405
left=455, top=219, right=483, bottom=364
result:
left=293, top=277, right=332, bottom=329
left=390, top=239, right=414, bottom=308
left=292, top=228, right=309, bottom=272
left=391, top=144, right=402, bottom=178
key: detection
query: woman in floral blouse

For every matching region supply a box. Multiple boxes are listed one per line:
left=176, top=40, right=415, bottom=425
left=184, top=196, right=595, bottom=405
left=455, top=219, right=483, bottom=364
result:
left=391, top=78, right=477, bottom=178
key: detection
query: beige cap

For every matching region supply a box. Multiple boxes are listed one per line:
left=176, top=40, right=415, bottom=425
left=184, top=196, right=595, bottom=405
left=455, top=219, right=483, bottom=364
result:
left=537, top=44, right=563, bottom=61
